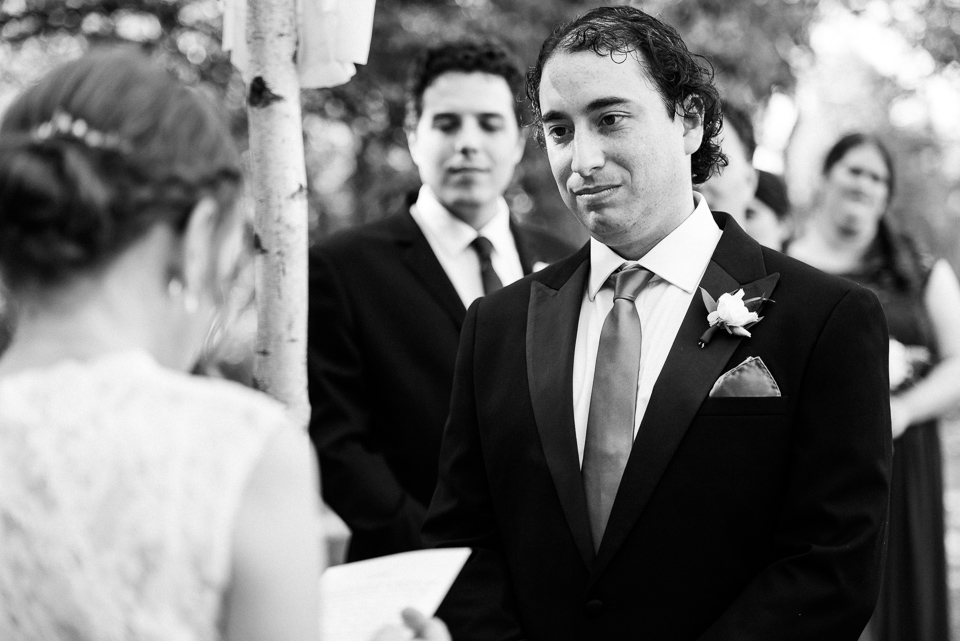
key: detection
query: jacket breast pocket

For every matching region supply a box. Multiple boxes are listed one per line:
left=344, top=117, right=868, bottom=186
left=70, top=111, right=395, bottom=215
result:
left=697, top=396, right=790, bottom=416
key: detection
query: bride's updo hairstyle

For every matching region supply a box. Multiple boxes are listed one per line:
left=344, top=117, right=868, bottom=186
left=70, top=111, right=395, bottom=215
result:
left=0, top=47, right=242, bottom=292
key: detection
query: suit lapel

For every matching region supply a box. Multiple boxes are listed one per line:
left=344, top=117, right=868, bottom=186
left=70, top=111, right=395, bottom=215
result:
left=390, top=210, right=467, bottom=328
left=588, top=214, right=780, bottom=585
left=526, top=244, right=595, bottom=568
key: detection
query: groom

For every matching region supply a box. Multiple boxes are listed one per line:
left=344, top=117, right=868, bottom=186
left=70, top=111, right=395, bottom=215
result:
left=422, top=6, right=892, bottom=640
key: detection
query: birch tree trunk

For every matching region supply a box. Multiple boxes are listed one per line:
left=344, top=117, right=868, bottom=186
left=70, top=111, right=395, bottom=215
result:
left=245, top=0, right=310, bottom=430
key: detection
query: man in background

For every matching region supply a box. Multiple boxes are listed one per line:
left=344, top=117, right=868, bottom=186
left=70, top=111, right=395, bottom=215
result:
left=699, top=102, right=758, bottom=226
left=307, top=39, right=573, bottom=562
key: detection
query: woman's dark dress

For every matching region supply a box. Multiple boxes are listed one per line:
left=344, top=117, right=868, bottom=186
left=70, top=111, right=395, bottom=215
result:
left=843, top=252, right=950, bottom=641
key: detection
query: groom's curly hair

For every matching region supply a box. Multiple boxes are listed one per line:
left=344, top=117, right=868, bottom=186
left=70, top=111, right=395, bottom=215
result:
left=526, top=6, right=726, bottom=185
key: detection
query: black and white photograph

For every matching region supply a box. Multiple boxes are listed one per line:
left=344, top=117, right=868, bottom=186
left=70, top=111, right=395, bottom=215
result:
left=2, top=1, right=960, bottom=640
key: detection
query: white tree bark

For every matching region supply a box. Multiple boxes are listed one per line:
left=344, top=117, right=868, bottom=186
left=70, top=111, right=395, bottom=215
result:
left=245, top=0, right=310, bottom=430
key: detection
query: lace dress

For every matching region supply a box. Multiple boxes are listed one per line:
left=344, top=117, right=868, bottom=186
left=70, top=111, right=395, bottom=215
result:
left=0, top=351, right=293, bottom=641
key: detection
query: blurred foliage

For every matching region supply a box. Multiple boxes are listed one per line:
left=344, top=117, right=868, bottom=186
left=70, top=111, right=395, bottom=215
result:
left=2, top=0, right=960, bottom=250
left=303, top=0, right=841, bottom=242
left=0, top=0, right=248, bottom=137
left=3, top=0, right=960, bottom=371
left=4, top=0, right=960, bottom=246
left=308, top=0, right=960, bottom=247
left=0, top=0, right=855, bottom=243
left=0, top=0, right=232, bottom=84
left=649, top=0, right=822, bottom=105
left=883, top=0, right=960, bottom=67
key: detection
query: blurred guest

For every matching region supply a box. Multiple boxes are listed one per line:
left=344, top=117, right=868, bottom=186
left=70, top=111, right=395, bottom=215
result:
left=787, top=132, right=960, bottom=641
left=307, top=39, right=574, bottom=562
left=0, top=48, right=323, bottom=640
left=745, top=169, right=791, bottom=249
left=699, top=102, right=758, bottom=226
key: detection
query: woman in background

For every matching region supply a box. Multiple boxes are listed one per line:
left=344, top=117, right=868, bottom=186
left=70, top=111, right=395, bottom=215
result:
left=788, top=133, right=960, bottom=641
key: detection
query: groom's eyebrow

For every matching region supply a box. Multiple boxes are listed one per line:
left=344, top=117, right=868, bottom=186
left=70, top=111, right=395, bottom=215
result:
left=585, top=97, right=630, bottom=113
left=541, top=97, right=630, bottom=124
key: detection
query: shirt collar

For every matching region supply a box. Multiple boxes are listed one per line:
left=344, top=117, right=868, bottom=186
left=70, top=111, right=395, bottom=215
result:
left=587, top=191, right=721, bottom=300
left=413, top=185, right=512, bottom=258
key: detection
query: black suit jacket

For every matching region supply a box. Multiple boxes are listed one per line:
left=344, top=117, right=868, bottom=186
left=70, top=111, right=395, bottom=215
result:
left=307, top=200, right=575, bottom=561
left=423, top=213, right=893, bottom=640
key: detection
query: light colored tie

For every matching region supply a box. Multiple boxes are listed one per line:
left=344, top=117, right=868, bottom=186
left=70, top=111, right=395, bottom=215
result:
left=471, top=236, right=503, bottom=295
left=582, top=264, right=653, bottom=551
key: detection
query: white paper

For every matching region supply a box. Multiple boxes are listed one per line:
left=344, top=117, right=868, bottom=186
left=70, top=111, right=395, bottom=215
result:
left=319, top=547, right=470, bottom=641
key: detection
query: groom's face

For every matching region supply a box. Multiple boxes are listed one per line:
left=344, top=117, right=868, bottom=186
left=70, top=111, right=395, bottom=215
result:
left=538, top=50, right=703, bottom=259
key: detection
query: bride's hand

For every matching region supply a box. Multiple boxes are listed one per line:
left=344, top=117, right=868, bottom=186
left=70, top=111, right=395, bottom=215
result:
left=371, top=608, right=451, bottom=641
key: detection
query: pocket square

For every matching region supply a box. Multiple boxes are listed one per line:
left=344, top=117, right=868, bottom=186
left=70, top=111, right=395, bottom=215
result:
left=709, top=356, right=781, bottom=398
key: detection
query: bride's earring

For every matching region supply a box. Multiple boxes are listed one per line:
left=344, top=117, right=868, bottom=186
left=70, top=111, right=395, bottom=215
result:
left=167, top=278, right=199, bottom=314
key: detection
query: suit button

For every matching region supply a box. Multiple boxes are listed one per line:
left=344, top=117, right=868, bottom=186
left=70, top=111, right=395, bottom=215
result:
left=584, top=599, right=603, bottom=618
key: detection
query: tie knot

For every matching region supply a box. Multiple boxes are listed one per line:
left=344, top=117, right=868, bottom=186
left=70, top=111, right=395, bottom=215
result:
left=610, top=265, right=651, bottom=302
left=472, top=236, right=494, bottom=260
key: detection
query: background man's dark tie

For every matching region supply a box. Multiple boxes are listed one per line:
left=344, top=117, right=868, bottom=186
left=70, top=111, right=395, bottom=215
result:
left=582, top=264, right=653, bottom=551
left=471, top=236, right=503, bottom=295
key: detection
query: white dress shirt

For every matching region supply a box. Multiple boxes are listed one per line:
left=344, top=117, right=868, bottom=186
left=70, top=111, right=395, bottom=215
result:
left=409, top=185, right=525, bottom=308
left=572, top=193, right=722, bottom=465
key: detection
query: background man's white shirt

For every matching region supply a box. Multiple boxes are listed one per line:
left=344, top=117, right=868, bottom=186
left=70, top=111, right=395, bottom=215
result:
left=572, top=192, right=721, bottom=465
left=410, top=185, right=524, bottom=308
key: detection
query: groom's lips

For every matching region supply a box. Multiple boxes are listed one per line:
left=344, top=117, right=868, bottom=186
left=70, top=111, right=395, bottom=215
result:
left=572, top=184, right=620, bottom=201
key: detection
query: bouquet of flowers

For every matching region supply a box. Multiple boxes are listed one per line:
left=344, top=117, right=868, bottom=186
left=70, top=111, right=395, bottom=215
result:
left=889, top=338, right=931, bottom=393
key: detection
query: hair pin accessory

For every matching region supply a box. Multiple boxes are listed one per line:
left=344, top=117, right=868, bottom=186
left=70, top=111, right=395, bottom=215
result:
left=32, top=110, right=131, bottom=153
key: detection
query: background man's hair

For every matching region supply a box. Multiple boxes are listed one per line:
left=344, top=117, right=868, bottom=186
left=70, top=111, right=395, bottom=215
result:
left=526, top=5, right=725, bottom=185
left=720, top=102, right=757, bottom=160
left=406, top=39, right=526, bottom=129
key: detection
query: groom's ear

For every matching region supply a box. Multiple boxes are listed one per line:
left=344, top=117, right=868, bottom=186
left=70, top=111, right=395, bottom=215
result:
left=680, top=96, right=704, bottom=157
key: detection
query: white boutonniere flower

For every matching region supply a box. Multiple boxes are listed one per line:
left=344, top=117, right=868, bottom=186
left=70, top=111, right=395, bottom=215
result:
left=698, top=287, right=771, bottom=348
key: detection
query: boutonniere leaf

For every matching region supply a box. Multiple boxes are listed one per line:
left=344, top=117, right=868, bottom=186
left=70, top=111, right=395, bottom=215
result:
left=698, top=287, right=773, bottom=348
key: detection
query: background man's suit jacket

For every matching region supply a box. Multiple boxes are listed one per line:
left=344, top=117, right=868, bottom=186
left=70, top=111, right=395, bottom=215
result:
left=307, top=198, right=574, bottom=561
left=423, top=213, right=893, bottom=641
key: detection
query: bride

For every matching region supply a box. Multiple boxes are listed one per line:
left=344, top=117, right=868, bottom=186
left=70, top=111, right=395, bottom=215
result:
left=0, top=48, right=446, bottom=641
